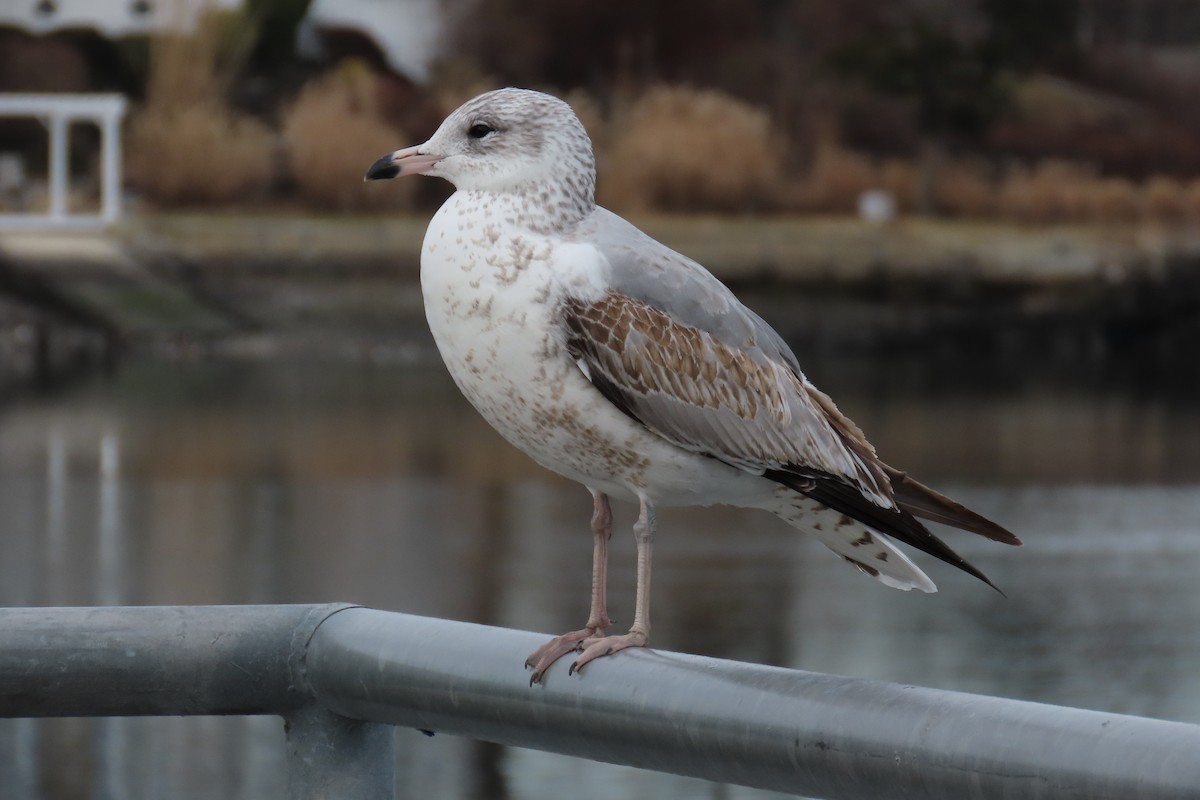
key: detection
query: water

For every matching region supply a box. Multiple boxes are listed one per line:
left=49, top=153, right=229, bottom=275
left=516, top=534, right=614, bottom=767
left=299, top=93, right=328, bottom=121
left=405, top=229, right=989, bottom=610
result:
left=1, top=354, right=1199, bottom=799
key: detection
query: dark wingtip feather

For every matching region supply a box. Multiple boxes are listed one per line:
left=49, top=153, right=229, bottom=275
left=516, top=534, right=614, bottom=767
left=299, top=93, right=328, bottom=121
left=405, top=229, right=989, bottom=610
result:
left=767, top=469, right=1009, bottom=593
left=884, top=466, right=1022, bottom=546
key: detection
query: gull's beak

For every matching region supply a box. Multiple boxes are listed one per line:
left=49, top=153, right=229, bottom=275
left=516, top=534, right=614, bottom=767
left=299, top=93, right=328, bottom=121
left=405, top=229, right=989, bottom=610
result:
left=364, top=145, right=443, bottom=180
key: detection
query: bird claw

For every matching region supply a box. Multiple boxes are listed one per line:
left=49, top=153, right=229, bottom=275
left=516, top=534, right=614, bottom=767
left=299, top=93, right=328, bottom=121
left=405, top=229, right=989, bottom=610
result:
left=567, top=632, right=646, bottom=677
left=524, top=626, right=605, bottom=685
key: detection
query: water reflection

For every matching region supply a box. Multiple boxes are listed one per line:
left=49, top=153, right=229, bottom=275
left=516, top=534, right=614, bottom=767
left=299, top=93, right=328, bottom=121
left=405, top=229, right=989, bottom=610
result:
left=0, top=355, right=1198, bottom=799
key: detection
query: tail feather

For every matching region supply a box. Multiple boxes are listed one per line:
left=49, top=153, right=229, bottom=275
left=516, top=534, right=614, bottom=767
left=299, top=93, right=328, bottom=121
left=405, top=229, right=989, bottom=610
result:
left=765, top=490, right=937, bottom=593
left=767, top=469, right=1004, bottom=591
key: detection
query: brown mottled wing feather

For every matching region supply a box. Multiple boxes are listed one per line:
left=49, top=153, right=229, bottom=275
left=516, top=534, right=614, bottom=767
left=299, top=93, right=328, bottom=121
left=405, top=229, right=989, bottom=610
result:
left=560, top=287, right=1019, bottom=589
left=568, top=209, right=889, bottom=503
left=557, top=211, right=1018, bottom=589
left=559, top=290, right=892, bottom=504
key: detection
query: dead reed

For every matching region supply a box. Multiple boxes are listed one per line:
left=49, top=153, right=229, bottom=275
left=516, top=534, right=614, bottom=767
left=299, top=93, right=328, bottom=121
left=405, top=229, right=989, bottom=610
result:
left=125, top=5, right=273, bottom=206
left=933, top=161, right=996, bottom=218
left=793, top=140, right=877, bottom=213
left=122, top=28, right=1200, bottom=226
left=126, top=103, right=274, bottom=205
left=282, top=62, right=415, bottom=212
left=599, top=85, right=782, bottom=213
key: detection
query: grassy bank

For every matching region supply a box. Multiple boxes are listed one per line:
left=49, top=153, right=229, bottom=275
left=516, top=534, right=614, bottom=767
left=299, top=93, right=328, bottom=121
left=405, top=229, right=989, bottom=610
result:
left=1, top=212, right=1198, bottom=372
left=121, top=211, right=1200, bottom=285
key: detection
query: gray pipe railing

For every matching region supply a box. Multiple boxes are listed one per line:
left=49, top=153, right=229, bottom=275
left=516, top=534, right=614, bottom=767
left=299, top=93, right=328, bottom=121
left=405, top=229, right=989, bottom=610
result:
left=2, top=604, right=1199, bottom=800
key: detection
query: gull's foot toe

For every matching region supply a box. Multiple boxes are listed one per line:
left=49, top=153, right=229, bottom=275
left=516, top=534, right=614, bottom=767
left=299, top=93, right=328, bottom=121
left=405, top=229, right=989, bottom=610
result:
left=569, top=630, right=647, bottom=676
left=525, top=626, right=606, bottom=685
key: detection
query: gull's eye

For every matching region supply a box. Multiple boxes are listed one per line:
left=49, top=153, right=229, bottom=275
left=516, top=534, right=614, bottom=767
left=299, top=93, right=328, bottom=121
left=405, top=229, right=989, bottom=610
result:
left=468, top=122, right=495, bottom=139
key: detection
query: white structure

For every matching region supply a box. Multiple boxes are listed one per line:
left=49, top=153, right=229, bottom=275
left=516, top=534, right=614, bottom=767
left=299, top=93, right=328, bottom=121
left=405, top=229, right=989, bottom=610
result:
left=0, top=94, right=127, bottom=228
left=0, top=0, right=243, bottom=36
left=297, top=0, right=444, bottom=83
left=857, top=188, right=897, bottom=224
left=1, top=0, right=444, bottom=84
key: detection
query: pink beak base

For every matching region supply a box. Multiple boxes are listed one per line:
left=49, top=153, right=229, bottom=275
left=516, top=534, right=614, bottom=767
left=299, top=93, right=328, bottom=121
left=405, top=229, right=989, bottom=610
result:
left=364, top=145, right=443, bottom=180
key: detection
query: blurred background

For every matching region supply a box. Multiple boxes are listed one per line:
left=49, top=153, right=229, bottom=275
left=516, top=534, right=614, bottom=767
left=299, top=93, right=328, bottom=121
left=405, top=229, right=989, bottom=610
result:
left=1, top=1, right=1199, bottom=799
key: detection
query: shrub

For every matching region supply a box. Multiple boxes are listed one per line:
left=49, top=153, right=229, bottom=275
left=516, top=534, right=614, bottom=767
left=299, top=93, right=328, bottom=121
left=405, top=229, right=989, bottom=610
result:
left=935, top=161, right=996, bottom=218
left=125, top=5, right=274, bottom=207
left=599, top=85, right=782, bottom=213
left=1089, top=177, right=1140, bottom=223
left=997, top=160, right=1095, bottom=223
left=800, top=140, right=877, bottom=213
left=1185, top=180, right=1200, bottom=220
left=879, top=159, right=919, bottom=214
left=126, top=102, right=275, bottom=206
left=995, top=164, right=1038, bottom=222
left=282, top=62, right=414, bottom=212
left=1142, top=176, right=1186, bottom=222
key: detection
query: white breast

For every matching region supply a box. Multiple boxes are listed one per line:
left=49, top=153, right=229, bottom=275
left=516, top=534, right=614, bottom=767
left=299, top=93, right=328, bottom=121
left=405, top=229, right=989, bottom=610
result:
left=418, top=192, right=773, bottom=507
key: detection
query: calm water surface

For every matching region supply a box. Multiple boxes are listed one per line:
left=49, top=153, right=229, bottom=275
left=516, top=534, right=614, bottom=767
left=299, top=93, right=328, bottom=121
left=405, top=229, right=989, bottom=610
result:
left=1, top=353, right=1198, bottom=799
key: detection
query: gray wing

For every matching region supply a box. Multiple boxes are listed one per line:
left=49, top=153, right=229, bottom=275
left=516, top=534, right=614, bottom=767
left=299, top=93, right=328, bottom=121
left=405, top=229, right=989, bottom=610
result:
left=573, top=208, right=801, bottom=370
left=562, top=209, right=893, bottom=506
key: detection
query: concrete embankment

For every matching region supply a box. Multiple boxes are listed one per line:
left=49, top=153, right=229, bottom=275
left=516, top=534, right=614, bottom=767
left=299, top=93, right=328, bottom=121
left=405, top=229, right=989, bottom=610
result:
left=1, top=213, right=1198, bottom=386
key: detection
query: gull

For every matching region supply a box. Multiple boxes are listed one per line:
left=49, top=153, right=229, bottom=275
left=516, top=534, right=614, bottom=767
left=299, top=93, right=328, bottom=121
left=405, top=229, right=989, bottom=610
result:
left=366, top=88, right=1021, bottom=684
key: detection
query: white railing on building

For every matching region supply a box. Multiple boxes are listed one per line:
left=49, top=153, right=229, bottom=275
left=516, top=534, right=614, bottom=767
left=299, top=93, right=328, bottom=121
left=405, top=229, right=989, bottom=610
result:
left=0, top=93, right=127, bottom=229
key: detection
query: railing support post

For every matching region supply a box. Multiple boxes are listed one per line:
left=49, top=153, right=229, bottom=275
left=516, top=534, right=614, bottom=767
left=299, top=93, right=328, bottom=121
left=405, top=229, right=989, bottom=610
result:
left=284, top=702, right=395, bottom=800
left=99, top=104, right=122, bottom=225
left=47, top=111, right=68, bottom=222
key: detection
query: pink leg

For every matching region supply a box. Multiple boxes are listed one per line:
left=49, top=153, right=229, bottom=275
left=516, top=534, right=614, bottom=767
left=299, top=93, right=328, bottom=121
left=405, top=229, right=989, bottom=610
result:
left=570, top=497, right=654, bottom=676
left=525, top=491, right=613, bottom=684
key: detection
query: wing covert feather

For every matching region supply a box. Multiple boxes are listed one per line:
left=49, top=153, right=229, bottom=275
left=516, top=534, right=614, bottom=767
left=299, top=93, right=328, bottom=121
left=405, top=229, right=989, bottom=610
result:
left=557, top=207, right=1018, bottom=589
left=559, top=290, right=891, bottom=504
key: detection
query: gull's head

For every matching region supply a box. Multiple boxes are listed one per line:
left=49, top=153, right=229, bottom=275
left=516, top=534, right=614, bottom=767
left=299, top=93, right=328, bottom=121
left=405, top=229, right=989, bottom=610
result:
left=366, top=88, right=595, bottom=213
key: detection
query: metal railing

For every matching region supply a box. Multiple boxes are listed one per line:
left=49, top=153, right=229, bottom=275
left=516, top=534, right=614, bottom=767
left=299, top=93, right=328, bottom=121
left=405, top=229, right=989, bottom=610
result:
left=2, top=604, right=1199, bottom=800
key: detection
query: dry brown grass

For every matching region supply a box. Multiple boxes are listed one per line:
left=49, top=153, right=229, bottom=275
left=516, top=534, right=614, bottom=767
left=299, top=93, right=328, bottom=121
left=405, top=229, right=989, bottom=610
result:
left=1090, top=177, right=1140, bottom=222
left=990, top=160, right=1183, bottom=224
left=1184, top=179, right=1200, bottom=218
left=282, top=62, right=414, bottom=212
left=599, top=85, right=782, bottom=213
left=125, top=3, right=274, bottom=206
left=796, top=141, right=877, bottom=213
left=125, top=18, right=1200, bottom=224
left=879, top=159, right=919, bottom=214
left=1142, top=176, right=1187, bottom=222
left=934, top=161, right=996, bottom=218
left=127, top=103, right=274, bottom=205
left=997, top=161, right=1092, bottom=223
left=778, top=142, right=1200, bottom=224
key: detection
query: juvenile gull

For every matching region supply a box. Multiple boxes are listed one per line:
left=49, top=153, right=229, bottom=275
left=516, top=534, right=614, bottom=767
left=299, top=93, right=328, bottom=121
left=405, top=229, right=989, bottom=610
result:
left=366, top=88, right=1021, bottom=684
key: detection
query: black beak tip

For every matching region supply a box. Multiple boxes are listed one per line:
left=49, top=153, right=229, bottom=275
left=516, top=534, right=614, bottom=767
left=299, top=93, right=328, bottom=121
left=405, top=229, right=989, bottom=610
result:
left=365, top=154, right=400, bottom=181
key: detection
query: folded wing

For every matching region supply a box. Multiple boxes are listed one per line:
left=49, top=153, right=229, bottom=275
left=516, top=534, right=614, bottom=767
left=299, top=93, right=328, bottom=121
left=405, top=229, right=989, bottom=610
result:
left=557, top=210, right=1020, bottom=588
